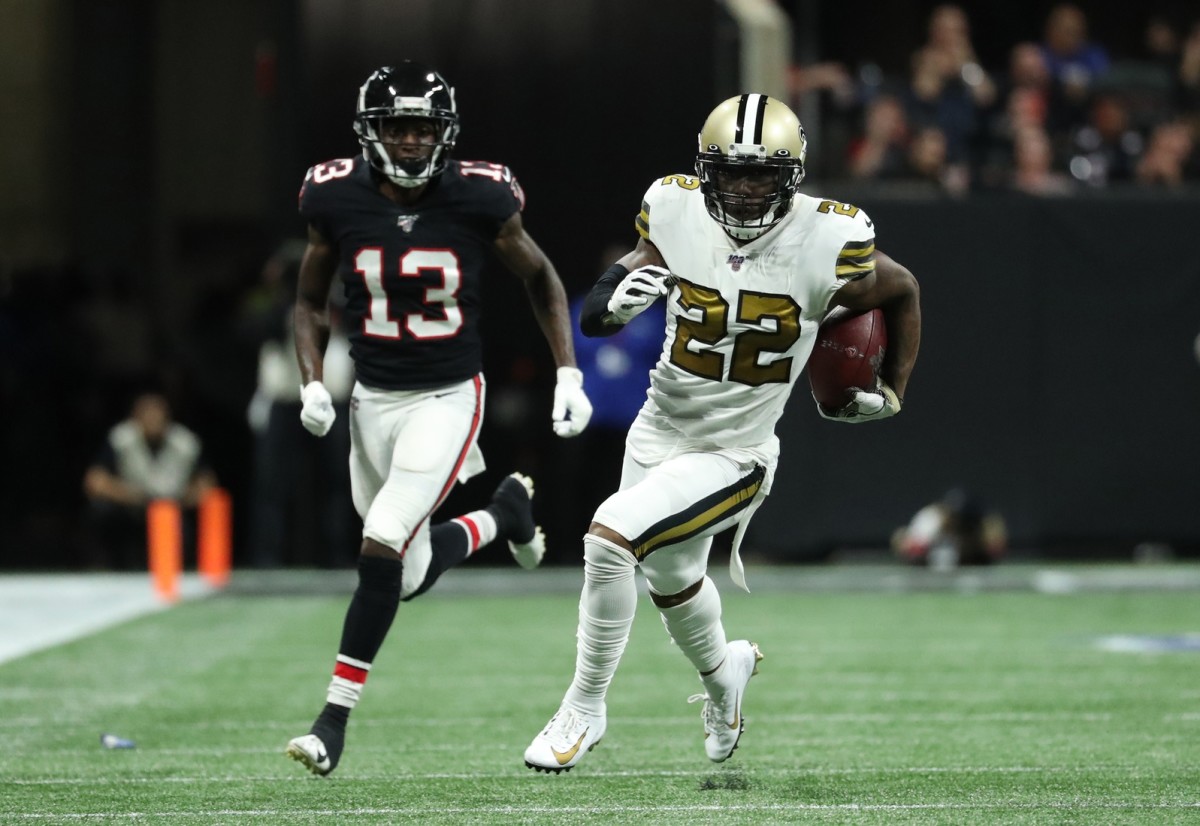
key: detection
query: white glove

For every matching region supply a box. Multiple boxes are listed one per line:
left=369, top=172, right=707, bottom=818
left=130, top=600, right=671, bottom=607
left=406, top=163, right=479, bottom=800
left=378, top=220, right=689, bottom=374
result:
left=299, top=381, right=336, bottom=437
left=817, top=380, right=902, bottom=424
left=605, top=265, right=673, bottom=324
left=552, top=366, right=593, bottom=438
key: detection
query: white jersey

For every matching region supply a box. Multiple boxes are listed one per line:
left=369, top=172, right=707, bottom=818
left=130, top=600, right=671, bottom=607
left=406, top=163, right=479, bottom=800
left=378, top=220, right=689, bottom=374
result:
left=627, top=173, right=875, bottom=489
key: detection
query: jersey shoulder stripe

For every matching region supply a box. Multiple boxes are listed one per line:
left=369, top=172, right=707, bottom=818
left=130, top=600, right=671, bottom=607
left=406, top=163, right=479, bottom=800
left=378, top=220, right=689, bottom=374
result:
left=835, top=238, right=876, bottom=280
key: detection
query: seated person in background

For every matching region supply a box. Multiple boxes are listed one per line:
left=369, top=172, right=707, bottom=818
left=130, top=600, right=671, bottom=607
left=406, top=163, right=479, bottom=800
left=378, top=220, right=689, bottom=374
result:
left=83, top=392, right=217, bottom=570
left=893, top=488, right=1007, bottom=569
left=1069, top=94, right=1143, bottom=186
left=847, top=95, right=912, bottom=180
left=1011, top=124, right=1075, bottom=195
left=902, top=125, right=970, bottom=195
left=1136, top=120, right=1196, bottom=186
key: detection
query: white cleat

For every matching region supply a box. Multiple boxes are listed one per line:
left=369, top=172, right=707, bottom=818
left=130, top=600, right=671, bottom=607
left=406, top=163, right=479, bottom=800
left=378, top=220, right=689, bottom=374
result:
left=524, top=705, right=606, bottom=773
left=688, top=640, right=763, bottom=762
left=285, top=733, right=334, bottom=776
left=510, top=525, right=546, bottom=570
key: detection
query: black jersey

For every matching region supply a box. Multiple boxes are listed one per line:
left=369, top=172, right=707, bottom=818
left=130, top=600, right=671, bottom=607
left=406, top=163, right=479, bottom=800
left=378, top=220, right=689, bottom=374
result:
left=299, top=156, right=526, bottom=390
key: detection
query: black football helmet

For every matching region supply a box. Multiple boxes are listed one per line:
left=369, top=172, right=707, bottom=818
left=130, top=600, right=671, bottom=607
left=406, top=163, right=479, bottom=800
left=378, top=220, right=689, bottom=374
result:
left=695, top=93, right=807, bottom=241
left=354, top=62, right=460, bottom=188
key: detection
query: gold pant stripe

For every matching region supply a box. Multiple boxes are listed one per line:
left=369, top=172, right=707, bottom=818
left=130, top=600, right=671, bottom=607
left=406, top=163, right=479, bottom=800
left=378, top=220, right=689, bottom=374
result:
left=632, top=465, right=765, bottom=560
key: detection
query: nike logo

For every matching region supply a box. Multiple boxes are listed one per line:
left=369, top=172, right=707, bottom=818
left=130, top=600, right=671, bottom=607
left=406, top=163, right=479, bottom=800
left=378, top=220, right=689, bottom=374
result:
left=727, top=698, right=741, bottom=730
left=315, top=749, right=328, bottom=764
left=551, top=729, right=588, bottom=765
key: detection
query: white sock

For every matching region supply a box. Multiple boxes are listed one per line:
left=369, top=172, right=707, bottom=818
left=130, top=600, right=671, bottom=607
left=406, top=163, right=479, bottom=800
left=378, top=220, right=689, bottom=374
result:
left=656, top=576, right=729, bottom=688
left=562, top=536, right=637, bottom=714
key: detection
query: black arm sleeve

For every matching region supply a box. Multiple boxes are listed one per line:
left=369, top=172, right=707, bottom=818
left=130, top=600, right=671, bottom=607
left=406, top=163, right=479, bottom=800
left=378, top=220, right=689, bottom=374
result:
left=579, top=264, right=630, bottom=338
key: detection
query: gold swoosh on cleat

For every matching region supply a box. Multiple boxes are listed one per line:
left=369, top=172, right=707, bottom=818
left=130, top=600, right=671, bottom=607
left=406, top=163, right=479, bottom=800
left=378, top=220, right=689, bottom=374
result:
left=551, top=729, right=588, bottom=765
left=727, top=699, right=741, bottom=730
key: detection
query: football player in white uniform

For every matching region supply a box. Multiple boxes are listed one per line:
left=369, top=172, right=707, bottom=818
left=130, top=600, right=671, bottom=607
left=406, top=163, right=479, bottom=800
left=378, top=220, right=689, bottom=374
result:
left=525, top=93, right=920, bottom=772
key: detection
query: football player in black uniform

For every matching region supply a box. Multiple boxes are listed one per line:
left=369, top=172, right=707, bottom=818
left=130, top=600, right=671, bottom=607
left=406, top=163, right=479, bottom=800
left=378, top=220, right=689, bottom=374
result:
left=285, top=61, right=592, bottom=776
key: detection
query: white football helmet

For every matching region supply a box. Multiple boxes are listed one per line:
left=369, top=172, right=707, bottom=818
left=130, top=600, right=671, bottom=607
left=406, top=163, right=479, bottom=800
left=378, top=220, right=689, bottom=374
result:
left=695, top=94, right=807, bottom=241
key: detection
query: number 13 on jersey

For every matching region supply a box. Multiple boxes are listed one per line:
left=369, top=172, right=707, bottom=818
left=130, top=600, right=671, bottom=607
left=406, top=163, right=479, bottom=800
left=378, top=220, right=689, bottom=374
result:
left=354, top=248, right=464, bottom=340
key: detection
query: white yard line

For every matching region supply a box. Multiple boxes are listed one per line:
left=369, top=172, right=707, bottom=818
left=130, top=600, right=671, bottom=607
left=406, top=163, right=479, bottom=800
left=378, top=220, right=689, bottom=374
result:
left=0, top=574, right=214, bottom=665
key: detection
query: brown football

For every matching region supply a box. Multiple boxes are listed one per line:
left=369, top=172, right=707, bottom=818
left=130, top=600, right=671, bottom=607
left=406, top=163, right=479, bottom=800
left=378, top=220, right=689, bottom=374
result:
left=807, top=308, right=887, bottom=411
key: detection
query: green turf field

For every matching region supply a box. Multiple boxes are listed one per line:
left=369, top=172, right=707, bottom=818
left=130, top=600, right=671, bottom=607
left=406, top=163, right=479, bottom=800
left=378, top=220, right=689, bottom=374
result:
left=2, top=572, right=1198, bottom=824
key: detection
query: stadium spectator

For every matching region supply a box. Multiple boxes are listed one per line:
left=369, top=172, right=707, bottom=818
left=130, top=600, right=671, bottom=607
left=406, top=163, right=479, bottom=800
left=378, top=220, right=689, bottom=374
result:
left=1012, top=124, right=1075, bottom=195
left=1003, top=42, right=1079, bottom=145
left=1175, top=20, right=1200, bottom=115
left=898, top=5, right=997, bottom=181
left=1136, top=120, right=1196, bottom=186
left=847, top=94, right=911, bottom=180
left=82, top=392, right=217, bottom=570
left=893, top=488, right=1007, bottom=570
left=788, top=61, right=857, bottom=107
left=1040, top=4, right=1111, bottom=130
left=977, top=45, right=1061, bottom=189
left=1143, top=15, right=1182, bottom=77
left=921, top=4, right=997, bottom=111
left=244, top=241, right=356, bottom=569
left=1068, top=93, right=1144, bottom=186
left=900, top=125, right=969, bottom=195
left=904, top=45, right=983, bottom=171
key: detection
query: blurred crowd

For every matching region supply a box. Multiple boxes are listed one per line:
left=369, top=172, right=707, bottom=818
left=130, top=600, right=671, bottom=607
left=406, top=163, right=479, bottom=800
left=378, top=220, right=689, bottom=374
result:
left=795, top=3, right=1200, bottom=194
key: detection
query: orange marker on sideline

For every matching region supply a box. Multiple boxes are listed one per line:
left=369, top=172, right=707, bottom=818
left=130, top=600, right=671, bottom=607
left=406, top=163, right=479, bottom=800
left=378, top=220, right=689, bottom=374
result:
left=147, top=499, right=182, bottom=603
left=198, top=487, right=232, bottom=587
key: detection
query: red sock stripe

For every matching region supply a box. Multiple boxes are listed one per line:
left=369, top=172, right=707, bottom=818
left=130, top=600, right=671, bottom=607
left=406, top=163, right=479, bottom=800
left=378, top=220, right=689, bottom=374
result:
left=458, top=516, right=482, bottom=551
left=334, top=661, right=370, bottom=684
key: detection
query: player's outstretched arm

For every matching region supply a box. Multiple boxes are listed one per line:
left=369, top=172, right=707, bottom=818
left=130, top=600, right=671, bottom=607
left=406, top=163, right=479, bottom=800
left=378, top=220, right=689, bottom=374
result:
left=493, top=212, right=592, bottom=437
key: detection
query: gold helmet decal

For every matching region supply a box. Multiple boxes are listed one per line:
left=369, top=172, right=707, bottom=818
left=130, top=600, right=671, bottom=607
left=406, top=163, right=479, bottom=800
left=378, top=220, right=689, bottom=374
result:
left=695, top=94, right=807, bottom=241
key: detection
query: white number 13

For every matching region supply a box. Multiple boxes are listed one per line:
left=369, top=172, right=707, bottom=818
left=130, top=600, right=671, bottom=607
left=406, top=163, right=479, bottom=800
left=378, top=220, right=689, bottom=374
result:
left=354, top=248, right=463, bottom=340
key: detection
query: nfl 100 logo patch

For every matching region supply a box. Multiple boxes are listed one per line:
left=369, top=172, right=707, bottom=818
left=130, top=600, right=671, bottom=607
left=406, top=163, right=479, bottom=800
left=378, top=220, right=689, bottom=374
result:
left=397, top=214, right=419, bottom=232
left=726, top=254, right=746, bottom=272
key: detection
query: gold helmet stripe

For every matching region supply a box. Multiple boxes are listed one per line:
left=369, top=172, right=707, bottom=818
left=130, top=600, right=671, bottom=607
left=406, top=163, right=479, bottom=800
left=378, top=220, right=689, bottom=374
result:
left=734, top=93, right=768, bottom=146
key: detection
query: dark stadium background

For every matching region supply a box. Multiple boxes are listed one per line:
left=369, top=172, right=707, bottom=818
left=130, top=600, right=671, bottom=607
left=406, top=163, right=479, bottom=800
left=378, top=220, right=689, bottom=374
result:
left=2, top=0, right=1198, bottom=569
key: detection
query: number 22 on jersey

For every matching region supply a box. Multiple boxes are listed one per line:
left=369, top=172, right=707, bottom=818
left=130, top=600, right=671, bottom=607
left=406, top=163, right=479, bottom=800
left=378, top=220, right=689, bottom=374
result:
left=354, top=248, right=463, bottom=340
